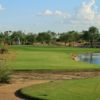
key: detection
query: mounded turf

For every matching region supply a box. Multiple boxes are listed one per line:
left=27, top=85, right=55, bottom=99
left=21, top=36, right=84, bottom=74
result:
left=21, top=77, right=100, bottom=100
left=8, top=45, right=100, bottom=70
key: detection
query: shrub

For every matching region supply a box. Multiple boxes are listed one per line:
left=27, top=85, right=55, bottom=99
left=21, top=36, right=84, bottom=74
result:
left=0, top=47, right=11, bottom=83
left=0, top=48, right=8, bottom=54
left=0, top=60, right=11, bottom=83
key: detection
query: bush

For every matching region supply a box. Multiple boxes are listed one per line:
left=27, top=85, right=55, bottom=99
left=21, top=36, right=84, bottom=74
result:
left=0, top=48, right=8, bottom=54
left=0, top=46, right=11, bottom=83
left=0, top=60, right=11, bottom=83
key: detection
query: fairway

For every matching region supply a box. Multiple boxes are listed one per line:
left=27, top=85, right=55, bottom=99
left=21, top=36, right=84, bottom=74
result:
left=8, top=45, right=100, bottom=70
left=21, top=77, right=100, bottom=100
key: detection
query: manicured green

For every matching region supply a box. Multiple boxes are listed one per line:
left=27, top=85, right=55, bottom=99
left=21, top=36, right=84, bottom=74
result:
left=8, top=45, right=100, bottom=70
left=21, top=77, right=100, bottom=100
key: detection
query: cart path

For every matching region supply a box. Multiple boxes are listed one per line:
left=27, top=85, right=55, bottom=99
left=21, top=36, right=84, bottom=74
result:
left=0, top=80, right=49, bottom=100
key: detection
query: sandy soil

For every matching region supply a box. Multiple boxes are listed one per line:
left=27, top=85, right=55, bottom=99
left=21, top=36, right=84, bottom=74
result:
left=0, top=71, right=100, bottom=100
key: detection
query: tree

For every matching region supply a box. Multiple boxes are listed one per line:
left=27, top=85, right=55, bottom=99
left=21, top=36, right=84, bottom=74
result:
left=36, top=32, right=51, bottom=44
left=47, top=31, right=57, bottom=44
left=26, top=33, right=36, bottom=45
left=0, top=32, right=4, bottom=44
left=67, top=31, right=79, bottom=42
left=3, top=31, right=12, bottom=45
left=59, top=31, right=79, bottom=46
left=59, top=33, right=68, bottom=45
left=10, top=31, right=25, bottom=45
left=88, top=26, right=99, bottom=47
left=82, top=31, right=90, bottom=42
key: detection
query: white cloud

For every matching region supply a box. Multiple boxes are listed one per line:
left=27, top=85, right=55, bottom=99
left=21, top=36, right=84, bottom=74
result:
left=55, top=10, right=66, bottom=18
left=76, top=0, right=96, bottom=20
left=42, top=9, right=53, bottom=16
left=0, top=4, right=5, bottom=11
left=37, top=0, right=100, bottom=31
left=38, top=9, right=53, bottom=16
left=38, top=9, right=70, bottom=19
left=66, top=0, right=100, bottom=29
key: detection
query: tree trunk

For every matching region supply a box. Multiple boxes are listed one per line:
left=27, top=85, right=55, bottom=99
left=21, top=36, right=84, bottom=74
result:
left=90, top=40, right=93, bottom=48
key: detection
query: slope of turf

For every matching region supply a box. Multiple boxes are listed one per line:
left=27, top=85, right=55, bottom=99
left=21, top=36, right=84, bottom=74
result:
left=21, top=77, right=100, bottom=100
left=8, top=45, right=100, bottom=70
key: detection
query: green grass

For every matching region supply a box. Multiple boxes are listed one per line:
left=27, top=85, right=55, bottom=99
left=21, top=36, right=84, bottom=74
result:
left=21, top=77, right=100, bottom=100
left=8, top=45, right=100, bottom=70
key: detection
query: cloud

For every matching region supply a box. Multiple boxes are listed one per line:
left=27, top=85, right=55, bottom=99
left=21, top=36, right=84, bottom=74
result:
left=66, top=0, right=100, bottom=29
left=42, top=9, right=53, bottom=16
left=37, top=0, right=100, bottom=31
left=0, top=4, right=5, bottom=11
left=38, top=0, right=98, bottom=23
left=76, top=0, right=96, bottom=20
left=55, top=10, right=70, bottom=18
left=38, top=9, right=70, bottom=19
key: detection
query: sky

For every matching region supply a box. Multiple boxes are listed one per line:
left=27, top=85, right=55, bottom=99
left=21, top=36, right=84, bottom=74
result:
left=0, top=0, right=100, bottom=33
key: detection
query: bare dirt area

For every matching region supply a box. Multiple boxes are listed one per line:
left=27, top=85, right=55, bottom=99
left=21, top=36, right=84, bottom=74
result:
left=12, top=71, right=100, bottom=80
left=0, top=71, right=100, bottom=100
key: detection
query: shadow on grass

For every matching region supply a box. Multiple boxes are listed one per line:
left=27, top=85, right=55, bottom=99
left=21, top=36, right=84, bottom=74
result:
left=15, top=89, right=46, bottom=100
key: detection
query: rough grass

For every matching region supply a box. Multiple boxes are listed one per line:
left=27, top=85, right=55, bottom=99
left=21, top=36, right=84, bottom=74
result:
left=8, top=45, right=100, bottom=70
left=21, top=77, right=100, bottom=100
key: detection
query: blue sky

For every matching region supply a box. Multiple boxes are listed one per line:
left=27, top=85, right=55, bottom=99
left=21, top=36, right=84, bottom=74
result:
left=0, top=0, right=100, bottom=33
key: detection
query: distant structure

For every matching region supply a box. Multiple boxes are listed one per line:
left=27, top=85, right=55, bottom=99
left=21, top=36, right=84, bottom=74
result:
left=17, top=37, right=21, bottom=45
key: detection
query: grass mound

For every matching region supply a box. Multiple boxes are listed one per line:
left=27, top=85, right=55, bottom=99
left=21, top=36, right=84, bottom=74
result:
left=21, top=77, right=100, bottom=100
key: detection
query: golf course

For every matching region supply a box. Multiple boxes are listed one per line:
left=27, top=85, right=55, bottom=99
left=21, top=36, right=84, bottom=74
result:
left=1, top=0, right=100, bottom=99
left=5, top=45, right=100, bottom=100
left=8, top=45, right=100, bottom=70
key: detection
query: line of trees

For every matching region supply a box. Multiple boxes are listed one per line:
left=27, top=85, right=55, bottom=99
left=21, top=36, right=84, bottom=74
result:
left=0, top=26, right=100, bottom=47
